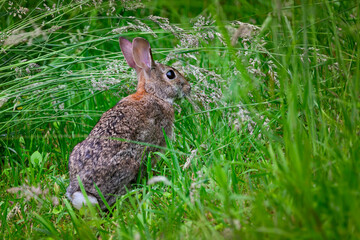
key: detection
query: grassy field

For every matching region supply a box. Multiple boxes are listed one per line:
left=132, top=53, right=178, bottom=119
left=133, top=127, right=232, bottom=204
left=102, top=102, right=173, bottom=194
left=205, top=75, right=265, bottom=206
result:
left=0, top=0, right=359, bottom=239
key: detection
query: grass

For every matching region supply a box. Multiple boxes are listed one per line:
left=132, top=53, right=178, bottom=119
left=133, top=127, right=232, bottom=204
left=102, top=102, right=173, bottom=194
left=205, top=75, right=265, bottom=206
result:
left=0, top=0, right=359, bottom=239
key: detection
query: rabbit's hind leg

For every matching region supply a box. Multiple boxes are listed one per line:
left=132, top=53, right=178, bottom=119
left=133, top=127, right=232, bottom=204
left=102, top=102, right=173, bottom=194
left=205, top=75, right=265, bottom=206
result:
left=69, top=191, right=99, bottom=210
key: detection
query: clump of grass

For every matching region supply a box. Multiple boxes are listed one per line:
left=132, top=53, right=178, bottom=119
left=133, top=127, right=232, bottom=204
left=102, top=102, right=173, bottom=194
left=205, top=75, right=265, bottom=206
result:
left=1, top=0, right=359, bottom=239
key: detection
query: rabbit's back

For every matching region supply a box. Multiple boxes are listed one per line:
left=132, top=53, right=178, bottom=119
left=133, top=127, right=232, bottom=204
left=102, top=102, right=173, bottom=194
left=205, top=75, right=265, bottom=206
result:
left=67, top=93, right=174, bottom=208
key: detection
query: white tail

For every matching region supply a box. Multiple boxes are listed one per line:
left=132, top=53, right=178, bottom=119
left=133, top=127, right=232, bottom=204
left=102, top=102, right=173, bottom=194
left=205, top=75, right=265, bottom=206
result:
left=68, top=191, right=99, bottom=210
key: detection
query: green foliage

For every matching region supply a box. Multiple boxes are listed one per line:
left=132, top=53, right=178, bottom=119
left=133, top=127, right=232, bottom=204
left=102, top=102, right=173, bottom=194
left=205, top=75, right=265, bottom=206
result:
left=1, top=0, right=359, bottom=239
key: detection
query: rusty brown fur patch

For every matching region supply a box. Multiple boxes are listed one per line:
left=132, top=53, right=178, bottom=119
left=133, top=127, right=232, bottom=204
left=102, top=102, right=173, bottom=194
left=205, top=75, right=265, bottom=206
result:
left=130, top=89, right=146, bottom=100
left=130, top=72, right=147, bottom=100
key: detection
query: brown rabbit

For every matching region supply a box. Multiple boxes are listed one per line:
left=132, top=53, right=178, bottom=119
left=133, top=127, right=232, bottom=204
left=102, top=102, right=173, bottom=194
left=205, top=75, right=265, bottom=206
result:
left=66, top=37, right=191, bottom=210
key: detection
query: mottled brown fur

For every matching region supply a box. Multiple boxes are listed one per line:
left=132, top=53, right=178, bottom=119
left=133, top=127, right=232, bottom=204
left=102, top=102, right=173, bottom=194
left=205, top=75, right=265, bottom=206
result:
left=66, top=37, right=190, bottom=210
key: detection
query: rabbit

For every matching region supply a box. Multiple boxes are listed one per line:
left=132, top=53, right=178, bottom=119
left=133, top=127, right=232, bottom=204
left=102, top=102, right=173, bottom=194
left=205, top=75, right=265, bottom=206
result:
left=66, top=37, right=191, bottom=210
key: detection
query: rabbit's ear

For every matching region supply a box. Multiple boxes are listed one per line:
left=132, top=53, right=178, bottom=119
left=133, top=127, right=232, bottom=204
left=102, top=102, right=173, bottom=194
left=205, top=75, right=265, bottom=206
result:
left=132, top=37, right=155, bottom=71
left=119, top=37, right=137, bottom=69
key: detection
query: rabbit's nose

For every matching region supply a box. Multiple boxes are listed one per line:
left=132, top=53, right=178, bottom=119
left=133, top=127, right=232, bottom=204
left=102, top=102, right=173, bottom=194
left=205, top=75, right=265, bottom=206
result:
left=182, top=82, right=191, bottom=96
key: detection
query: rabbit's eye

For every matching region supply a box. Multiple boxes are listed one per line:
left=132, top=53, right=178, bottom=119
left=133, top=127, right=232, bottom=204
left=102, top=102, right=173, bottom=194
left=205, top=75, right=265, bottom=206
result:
left=166, top=70, right=176, bottom=80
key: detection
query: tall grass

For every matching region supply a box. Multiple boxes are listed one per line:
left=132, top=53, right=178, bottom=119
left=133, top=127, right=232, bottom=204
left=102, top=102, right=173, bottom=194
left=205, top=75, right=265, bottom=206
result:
left=1, top=0, right=359, bottom=239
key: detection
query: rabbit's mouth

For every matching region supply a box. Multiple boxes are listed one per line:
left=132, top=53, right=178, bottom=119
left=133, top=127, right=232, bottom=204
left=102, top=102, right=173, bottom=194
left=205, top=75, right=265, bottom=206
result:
left=181, top=83, right=191, bottom=97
